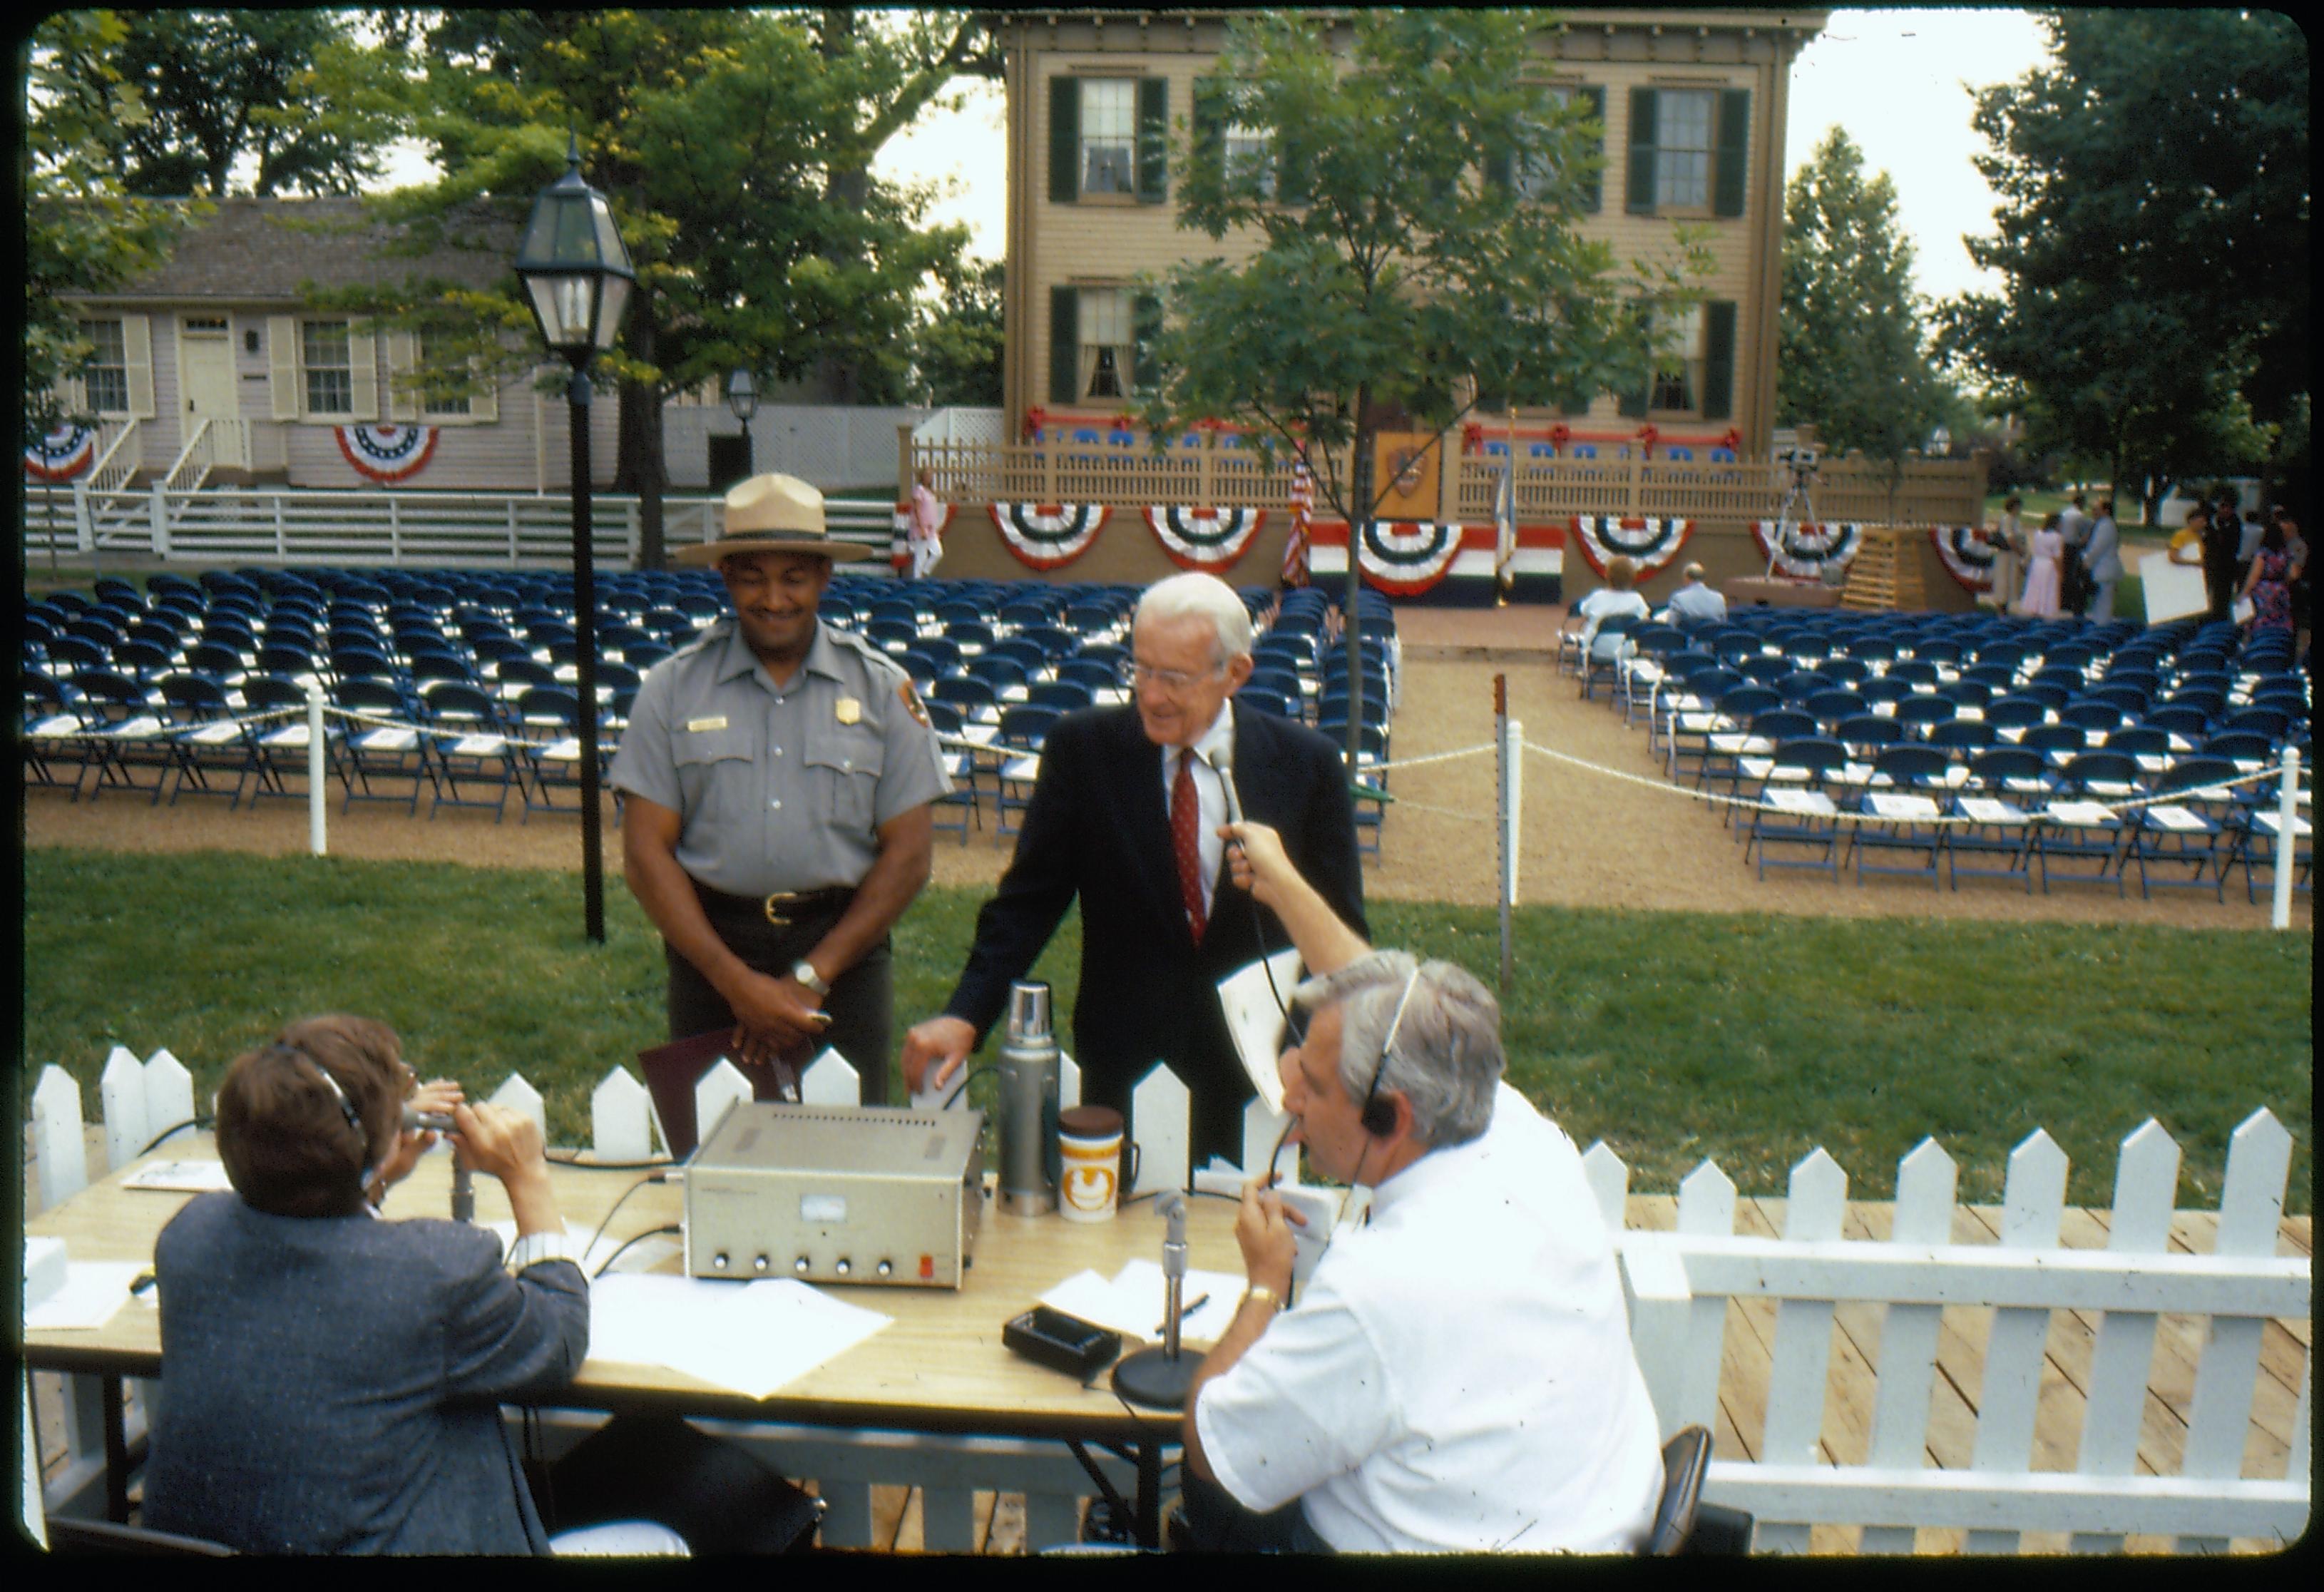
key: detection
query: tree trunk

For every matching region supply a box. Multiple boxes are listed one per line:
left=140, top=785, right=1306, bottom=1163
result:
left=814, top=6, right=868, bottom=406
left=1343, top=387, right=1374, bottom=775
left=612, top=297, right=667, bottom=571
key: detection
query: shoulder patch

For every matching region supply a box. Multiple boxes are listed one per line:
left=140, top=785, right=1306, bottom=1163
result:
left=899, top=678, right=931, bottom=728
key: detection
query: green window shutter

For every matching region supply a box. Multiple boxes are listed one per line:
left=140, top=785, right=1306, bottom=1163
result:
left=1132, top=292, right=1163, bottom=395
left=1582, top=86, right=1606, bottom=213
left=1701, top=301, right=1736, bottom=420
left=1192, top=77, right=1225, bottom=188
left=1277, top=128, right=1310, bottom=205
left=1626, top=87, right=1658, bottom=215
left=1137, top=78, right=1169, bottom=204
left=1485, top=146, right=1513, bottom=193
left=1617, top=384, right=1649, bottom=419
left=1050, top=77, right=1080, bottom=203
left=1050, top=286, right=1079, bottom=404
left=1714, top=88, right=1751, bottom=218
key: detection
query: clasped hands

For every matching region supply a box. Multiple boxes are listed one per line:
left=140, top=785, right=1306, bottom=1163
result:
left=720, top=966, right=831, bottom=1070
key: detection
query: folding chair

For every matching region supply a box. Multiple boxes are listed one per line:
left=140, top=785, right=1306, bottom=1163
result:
left=2032, top=750, right=2141, bottom=895
left=158, top=672, right=261, bottom=808
left=23, top=670, right=91, bottom=797
left=335, top=678, right=434, bottom=816
left=1741, top=738, right=1849, bottom=881
left=68, top=668, right=176, bottom=803
left=991, top=703, right=1060, bottom=836
left=515, top=685, right=589, bottom=821
left=1845, top=744, right=1952, bottom=889
left=239, top=675, right=339, bottom=808
left=424, top=682, right=521, bottom=821
left=2124, top=755, right=2240, bottom=902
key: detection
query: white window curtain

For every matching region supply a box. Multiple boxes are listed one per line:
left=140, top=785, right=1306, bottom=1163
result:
left=1077, top=288, right=1132, bottom=400
left=1655, top=90, right=1714, bottom=210
left=1081, top=79, right=1136, bottom=195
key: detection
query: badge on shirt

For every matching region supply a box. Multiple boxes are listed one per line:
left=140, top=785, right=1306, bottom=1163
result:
left=898, top=680, right=931, bottom=728
left=835, top=696, right=862, bottom=725
left=685, top=715, right=728, bottom=733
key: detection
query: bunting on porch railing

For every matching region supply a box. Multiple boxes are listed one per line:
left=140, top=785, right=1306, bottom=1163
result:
left=1307, top=519, right=1468, bottom=596
left=1569, top=516, right=1692, bottom=579
left=335, top=424, right=439, bottom=484
left=1930, top=525, right=1998, bottom=593
left=1143, top=506, right=1265, bottom=573
left=1750, top=519, right=1865, bottom=581
left=24, top=424, right=98, bottom=483
left=989, top=503, right=1108, bottom=571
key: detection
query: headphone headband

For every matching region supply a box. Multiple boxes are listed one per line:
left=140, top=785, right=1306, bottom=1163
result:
left=270, top=1042, right=372, bottom=1185
left=1357, top=964, right=1424, bottom=1140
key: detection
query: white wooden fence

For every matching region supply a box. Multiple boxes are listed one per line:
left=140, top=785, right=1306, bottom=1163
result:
left=27, top=1053, right=2308, bottom=1553
left=18, top=484, right=894, bottom=568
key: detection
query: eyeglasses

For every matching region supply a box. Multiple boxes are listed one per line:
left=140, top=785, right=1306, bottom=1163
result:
left=1131, top=660, right=1224, bottom=693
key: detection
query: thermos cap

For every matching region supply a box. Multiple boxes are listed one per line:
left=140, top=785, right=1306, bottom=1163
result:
left=1006, top=981, right=1053, bottom=1044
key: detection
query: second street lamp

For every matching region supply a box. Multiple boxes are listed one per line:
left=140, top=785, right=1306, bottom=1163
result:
left=726, top=367, right=759, bottom=478
left=515, top=133, right=635, bottom=946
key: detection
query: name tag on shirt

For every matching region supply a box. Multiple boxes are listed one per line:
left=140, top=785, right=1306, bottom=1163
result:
left=685, top=716, right=728, bottom=733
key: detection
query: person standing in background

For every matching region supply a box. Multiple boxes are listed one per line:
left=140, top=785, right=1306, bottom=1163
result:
left=2020, top=511, right=2065, bottom=618
left=2082, top=498, right=2123, bottom=621
left=2201, top=492, right=2243, bottom=621
left=1989, top=495, right=2024, bottom=613
left=907, top=466, right=947, bottom=580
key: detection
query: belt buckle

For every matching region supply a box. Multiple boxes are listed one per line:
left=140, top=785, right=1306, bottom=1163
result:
left=763, top=892, right=798, bottom=928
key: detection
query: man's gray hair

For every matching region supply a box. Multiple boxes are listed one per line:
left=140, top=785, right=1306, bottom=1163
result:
left=1291, top=951, right=1503, bottom=1148
left=1135, top=572, right=1254, bottom=665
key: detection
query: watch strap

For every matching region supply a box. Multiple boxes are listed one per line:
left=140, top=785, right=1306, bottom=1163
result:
left=506, top=1231, right=580, bottom=1274
left=792, top=959, right=831, bottom=996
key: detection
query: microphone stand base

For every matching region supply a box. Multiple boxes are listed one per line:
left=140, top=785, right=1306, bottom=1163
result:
left=1110, top=1346, right=1197, bottom=1410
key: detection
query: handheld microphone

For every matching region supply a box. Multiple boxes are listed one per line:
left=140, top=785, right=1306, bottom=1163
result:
left=401, top=1103, right=472, bottom=1223
left=1110, top=1190, right=1199, bottom=1409
left=1206, top=739, right=1246, bottom=829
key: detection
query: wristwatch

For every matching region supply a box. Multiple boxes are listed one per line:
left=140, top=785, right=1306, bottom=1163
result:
left=506, top=1231, right=580, bottom=1274
left=791, top=959, right=831, bottom=996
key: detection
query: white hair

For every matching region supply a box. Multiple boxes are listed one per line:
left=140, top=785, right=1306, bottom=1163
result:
left=1291, top=951, right=1504, bottom=1149
left=1134, top=572, right=1254, bottom=665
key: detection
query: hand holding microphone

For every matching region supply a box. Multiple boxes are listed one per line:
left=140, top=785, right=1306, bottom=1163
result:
left=376, top=1078, right=464, bottom=1193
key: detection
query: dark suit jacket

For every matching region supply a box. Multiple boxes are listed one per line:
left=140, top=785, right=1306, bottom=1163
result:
left=141, top=1192, right=589, bottom=1554
left=944, top=703, right=1366, bottom=1165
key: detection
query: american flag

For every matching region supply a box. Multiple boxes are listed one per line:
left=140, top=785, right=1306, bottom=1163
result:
left=1281, top=458, right=1314, bottom=587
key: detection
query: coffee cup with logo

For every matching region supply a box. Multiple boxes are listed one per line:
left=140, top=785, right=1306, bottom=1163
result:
left=1058, top=1105, right=1137, bottom=1223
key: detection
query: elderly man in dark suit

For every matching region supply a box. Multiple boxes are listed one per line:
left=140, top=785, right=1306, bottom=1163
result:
left=902, top=573, right=1366, bottom=1169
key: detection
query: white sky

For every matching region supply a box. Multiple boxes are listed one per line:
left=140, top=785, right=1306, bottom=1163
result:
left=387, top=8, right=2054, bottom=305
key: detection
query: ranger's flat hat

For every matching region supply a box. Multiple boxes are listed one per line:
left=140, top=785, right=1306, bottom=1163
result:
left=675, top=472, right=874, bottom=566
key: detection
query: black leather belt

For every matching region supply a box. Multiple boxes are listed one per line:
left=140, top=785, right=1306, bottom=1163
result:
left=693, top=882, right=856, bottom=928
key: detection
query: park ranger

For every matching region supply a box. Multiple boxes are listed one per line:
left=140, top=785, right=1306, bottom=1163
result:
left=610, top=473, right=948, bottom=1102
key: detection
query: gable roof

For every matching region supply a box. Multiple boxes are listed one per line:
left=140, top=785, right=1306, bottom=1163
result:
left=74, top=196, right=521, bottom=305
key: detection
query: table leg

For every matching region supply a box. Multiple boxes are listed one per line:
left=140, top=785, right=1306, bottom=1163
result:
left=101, top=1376, right=129, bottom=1524
left=1135, top=1439, right=1162, bottom=1548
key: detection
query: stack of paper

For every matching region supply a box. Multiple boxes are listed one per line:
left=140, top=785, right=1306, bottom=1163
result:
left=585, top=1274, right=891, bottom=1400
left=1040, top=1259, right=1249, bottom=1345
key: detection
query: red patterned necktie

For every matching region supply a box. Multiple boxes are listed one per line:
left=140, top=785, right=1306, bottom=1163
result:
left=1171, top=747, right=1207, bottom=943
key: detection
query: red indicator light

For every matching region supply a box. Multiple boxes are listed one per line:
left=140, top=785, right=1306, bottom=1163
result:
left=919, top=1254, right=935, bottom=1280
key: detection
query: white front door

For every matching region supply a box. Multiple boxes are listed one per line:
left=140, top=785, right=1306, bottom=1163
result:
left=179, top=327, right=237, bottom=423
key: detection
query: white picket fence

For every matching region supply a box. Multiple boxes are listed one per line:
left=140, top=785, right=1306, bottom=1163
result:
left=26, top=1052, right=2309, bottom=1553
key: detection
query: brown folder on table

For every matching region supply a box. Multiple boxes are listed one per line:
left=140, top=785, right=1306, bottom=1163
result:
left=637, top=1029, right=801, bottom=1160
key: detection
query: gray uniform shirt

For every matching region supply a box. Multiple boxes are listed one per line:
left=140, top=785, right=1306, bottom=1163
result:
left=609, top=619, right=949, bottom=897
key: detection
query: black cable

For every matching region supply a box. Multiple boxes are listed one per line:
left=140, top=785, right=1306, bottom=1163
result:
left=592, top=1223, right=682, bottom=1280
left=578, top=1172, right=666, bottom=1275
left=939, top=1063, right=990, bottom=1111
left=135, top=1117, right=205, bottom=1157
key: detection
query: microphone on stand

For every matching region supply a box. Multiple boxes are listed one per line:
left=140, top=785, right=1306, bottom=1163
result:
left=404, top=1104, right=472, bottom=1223
left=1110, top=1190, right=1199, bottom=1409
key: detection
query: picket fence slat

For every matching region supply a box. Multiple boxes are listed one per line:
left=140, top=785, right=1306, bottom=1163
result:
left=1757, top=1148, right=1849, bottom=1553
left=1860, top=1138, right=1956, bottom=1553
left=1964, top=1128, right=2069, bottom=1554
left=2069, top=1118, right=2180, bottom=1553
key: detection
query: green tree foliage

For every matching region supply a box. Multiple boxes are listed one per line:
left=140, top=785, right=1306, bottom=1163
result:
left=51, top=9, right=404, bottom=198
left=1939, top=9, right=2307, bottom=518
left=1131, top=10, right=1702, bottom=762
left=1776, top=129, right=1955, bottom=469
left=23, top=11, right=207, bottom=444
left=912, top=258, right=1005, bottom=407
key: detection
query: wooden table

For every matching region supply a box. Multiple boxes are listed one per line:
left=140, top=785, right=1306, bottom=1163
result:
left=24, top=1136, right=1244, bottom=1545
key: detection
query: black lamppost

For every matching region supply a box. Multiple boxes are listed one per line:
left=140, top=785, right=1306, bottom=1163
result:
left=726, top=368, right=759, bottom=481
left=515, top=133, right=635, bottom=946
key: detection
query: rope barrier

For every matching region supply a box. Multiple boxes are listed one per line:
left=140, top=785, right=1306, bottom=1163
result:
left=1520, top=738, right=2302, bottom=826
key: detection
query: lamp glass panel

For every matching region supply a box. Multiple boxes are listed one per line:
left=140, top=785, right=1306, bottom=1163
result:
left=593, top=275, right=632, bottom=351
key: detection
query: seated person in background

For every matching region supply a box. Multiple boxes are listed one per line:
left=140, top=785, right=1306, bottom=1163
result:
left=1564, top=554, right=1652, bottom=667
left=1175, top=823, right=1666, bottom=1554
left=141, top=1015, right=593, bottom=1554
left=1661, top=561, right=1727, bottom=629
left=140, top=1014, right=820, bottom=1557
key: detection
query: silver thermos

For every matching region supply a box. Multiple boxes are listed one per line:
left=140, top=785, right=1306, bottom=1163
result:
left=997, top=981, right=1061, bottom=1215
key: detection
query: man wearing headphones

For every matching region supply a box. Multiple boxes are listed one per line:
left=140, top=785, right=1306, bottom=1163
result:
left=1175, top=825, right=1665, bottom=1553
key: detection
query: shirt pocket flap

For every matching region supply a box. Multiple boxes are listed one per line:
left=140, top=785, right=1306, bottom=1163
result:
left=673, top=725, right=754, bottom=766
left=804, top=731, right=885, bottom=780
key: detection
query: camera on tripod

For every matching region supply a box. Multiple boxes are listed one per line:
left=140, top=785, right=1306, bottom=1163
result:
left=1777, top=445, right=1821, bottom=478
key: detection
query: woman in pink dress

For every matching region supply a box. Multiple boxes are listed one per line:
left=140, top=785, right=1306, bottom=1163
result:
left=2018, top=511, right=2064, bottom=616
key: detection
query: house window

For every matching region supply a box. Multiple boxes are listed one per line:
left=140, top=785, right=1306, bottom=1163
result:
left=1077, top=289, right=1133, bottom=401
left=1654, top=90, right=1716, bottom=211
left=1515, top=90, right=1577, bottom=201
left=1649, top=305, right=1706, bottom=414
left=419, top=328, right=471, bottom=417
left=1225, top=122, right=1274, bottom=196
left=1081, top=79, right=1137, bottom=196
left=302, top=320, right=353, bottom=414
left=81, top=319, right=129, bottom=414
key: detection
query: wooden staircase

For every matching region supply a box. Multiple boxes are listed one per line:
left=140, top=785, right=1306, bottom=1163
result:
left=1841, top=527, right=1927, bottom=611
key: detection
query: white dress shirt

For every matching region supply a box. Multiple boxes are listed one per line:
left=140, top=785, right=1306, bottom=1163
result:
left=1160, top=701, right=1235, bottom=919
left=1194, top=1083, right=1665, bottom=1553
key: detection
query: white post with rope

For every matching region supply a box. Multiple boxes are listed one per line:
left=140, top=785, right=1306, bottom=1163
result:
left=1495, top=674, right=1512, bottom=991
left=2272, top=743, right=2299, bottom=931
left=307, top=680, right=327, bottom=857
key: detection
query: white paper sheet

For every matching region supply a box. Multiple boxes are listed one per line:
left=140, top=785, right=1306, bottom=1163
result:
left=25, top=1261, right=147, bottom=1331
left=585, top=1275, right=891, bottom=1399
left=1039, top=1260, right=1247, bottom=1344
left=1215, top=948, right=1304, bottom=1113
left=121, top=1159, right=235, bottom=1193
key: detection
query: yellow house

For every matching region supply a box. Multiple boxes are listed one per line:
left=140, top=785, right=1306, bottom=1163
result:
left=1000, top=8, right=1829, bottom=461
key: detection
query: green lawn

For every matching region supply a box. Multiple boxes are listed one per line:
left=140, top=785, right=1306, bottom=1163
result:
left=22, top=847, right=2311, bottom=1213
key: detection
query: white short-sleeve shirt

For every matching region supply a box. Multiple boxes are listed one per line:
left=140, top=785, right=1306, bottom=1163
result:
left=1194, top=1083, right=1664, bottom=1553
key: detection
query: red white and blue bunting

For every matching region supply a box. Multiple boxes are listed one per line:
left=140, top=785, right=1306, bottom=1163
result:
left=1307, top=521, right=1565, bottom=601
left=1323, top=519, right=1467, bottom=596
left=1930, top=525, right=1998, bottom=593
left=1144, top=506, right=1265, bottom=573
left=988, top=502, right=1109, bottom=571
left=24, top=423, right=98, bottom=482
left=335, top=424, right=439, bottom=484
left=1750, top=520, right=1864, bottom=581
left=1569, top=516, right=1692, bottom=580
